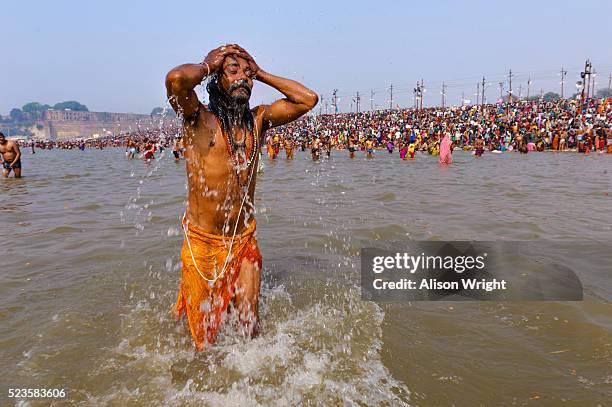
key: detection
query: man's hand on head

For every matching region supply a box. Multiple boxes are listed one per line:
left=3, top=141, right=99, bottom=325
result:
left=203, top=44, right=244, bottom=75
left=232, top=45, right=261, bottom=79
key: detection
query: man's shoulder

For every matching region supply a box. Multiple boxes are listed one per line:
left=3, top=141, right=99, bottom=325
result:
left=188, top=106, right=216, bottom=126
left=250, top=105, right=266, bottom=117
left=250, top=105, right=270, bottom=133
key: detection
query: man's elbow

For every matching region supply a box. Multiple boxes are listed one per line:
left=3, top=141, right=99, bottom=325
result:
left=165, top=69, right=186, bottom=93
left=304, top=91, right=319, bottom=110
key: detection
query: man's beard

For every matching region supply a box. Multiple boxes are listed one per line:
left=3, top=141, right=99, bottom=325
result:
left=207, top=75, right=254, bottom=139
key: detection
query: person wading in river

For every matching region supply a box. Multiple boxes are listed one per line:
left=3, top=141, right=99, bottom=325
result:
left=166, top=44, right=317, bottom=351
left=0, top=132, right=22, bottom=178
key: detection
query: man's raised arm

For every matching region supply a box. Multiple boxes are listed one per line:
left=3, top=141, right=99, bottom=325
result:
left=234, top=47, right=318, bottom=131
left=165, top=45, right=244, bottom=119
left=258, top=71, right=319, bottom=131
left=165, top=63, right=207, bottom=119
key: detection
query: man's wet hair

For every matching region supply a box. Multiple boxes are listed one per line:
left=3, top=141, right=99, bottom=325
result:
left=207, top=73, right=254, bottom=139
left=0, top=132, right=4, bottom=137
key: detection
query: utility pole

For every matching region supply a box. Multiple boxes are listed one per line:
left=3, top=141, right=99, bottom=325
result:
left=419, top=78, right=424, bottom=110
left=518, top=84, right=523, bottom=100
left=332, top=89, right=338, bottom=115
left=319, top=94, right=324, bottom=115
left=413, top=81, right=425, bottom=110
left=370, top=89, right=374, bottom=111
left=441, top=81, right=447, bottom=108
left=481, top=76, right=486, bottom=108
left=580, top=59, right=592, bottom=105
left=608, top=73, right=611, bottom=98
left=355, top=91, right=361, bottom=113
left=462, top=92, right=465, bottom=106
left=591, top=70, right=597, bottom=98
left=586, top=69, right=591, bottom=97
left=508, top=69, right=514, bottom=103
left=389, top=84, right=393, bottom=110
left=560, top=67, right=567, bottom=98
left=527, top=76, right=532, bottom=99
left=499, top=82, right=504, bottom=100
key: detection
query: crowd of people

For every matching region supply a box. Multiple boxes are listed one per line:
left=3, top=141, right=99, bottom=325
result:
left=3, top=98, right=611, bottom=177
left=15, top=127, right=179, bottom=152
left=270, top=98, right=612, bottom=160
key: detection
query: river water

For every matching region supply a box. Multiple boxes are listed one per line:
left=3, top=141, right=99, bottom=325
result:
left=1, top=148, right=611, bottom=406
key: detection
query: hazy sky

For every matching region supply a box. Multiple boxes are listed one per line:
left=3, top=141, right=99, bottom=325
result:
left=2, top=0, right=611, bottom=115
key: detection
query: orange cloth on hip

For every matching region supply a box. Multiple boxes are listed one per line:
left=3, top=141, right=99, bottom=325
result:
left=173, top=218, right=262, bottom=351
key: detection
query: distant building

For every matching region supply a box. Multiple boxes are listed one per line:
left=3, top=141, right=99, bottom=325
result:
left=35, top=110, right=159, bottom=140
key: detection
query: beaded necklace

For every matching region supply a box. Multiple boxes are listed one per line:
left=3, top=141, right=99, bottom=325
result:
left=212, top=114, right=258, bottom=172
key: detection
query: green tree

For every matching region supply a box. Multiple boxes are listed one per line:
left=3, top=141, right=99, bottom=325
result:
left=53, top=101, right=88, bottom=111
left=10, top=108, right=25, bottom=121
left=21, top=102, right=50, bottom=121
left=22, top=102, right=50, bottom=113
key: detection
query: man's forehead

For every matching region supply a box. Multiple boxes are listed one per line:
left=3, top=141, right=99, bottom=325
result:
left=223, top=55, right=249, bottom=67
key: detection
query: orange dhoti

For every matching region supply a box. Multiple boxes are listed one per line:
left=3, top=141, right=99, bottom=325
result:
left=173, top=218, right=262, bottom=351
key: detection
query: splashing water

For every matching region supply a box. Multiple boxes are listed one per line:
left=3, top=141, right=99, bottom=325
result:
left=110, top=144, right=410, bottom=405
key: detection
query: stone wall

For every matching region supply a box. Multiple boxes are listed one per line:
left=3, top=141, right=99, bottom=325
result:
left=36, top=110, right=159, bottom=140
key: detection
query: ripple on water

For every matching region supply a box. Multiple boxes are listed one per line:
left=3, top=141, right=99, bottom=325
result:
left=376, top=192, right=397, bottom=202
left=77, top=203, right=103, bottom=211
left=0, top=201, right=33, bottom=211
left=48, top=226, right=82, bottom=234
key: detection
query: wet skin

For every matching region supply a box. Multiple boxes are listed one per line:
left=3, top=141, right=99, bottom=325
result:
left=0, top=135, right=22, bottom=178
left=166, top=44, right=318, bottom=332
